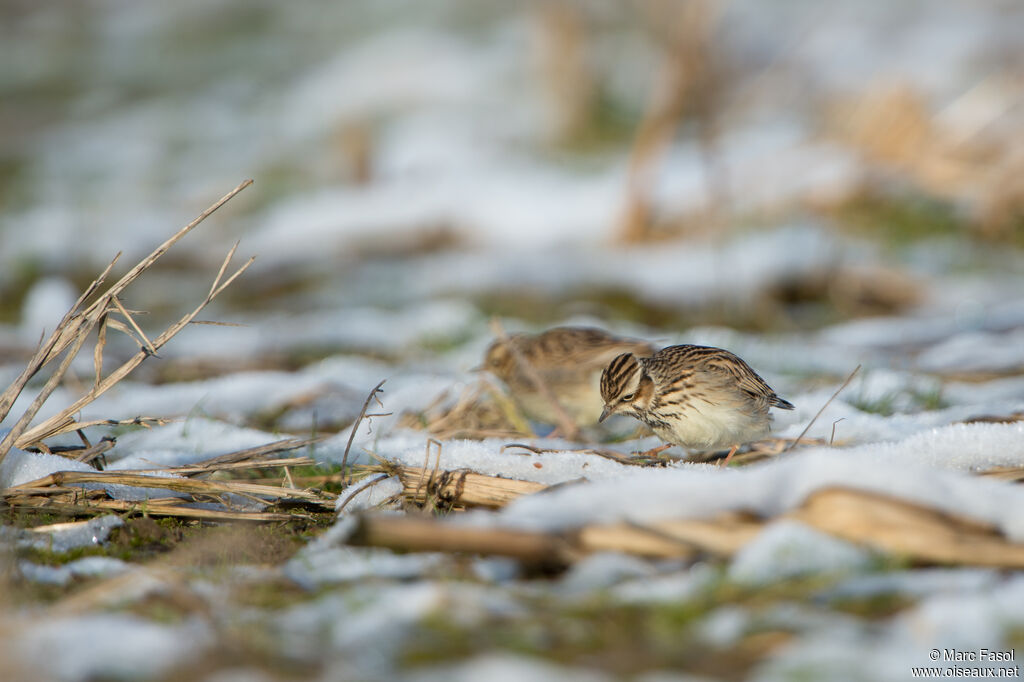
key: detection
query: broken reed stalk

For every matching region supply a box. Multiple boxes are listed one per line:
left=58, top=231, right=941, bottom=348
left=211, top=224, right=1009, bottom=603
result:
left=396, top=465, right=547, bottom=509
left=19, top=241, right=254, bottom=447
left=4, top=470, right=335, bottom=508
left=4, top=496, right=301, bottom=522
left=350, top=514, right=577, bottom=564
left=502, top=442, right=669, bottom=467
left=0, top=257, right=120, bottom=425
left=0, top=180, right=254, bottom=466
left=339, top=380, right=387, bottom=478
left=3, top=435, right=344, bottom=521
left=488, top=318, right=581, bottom=441
left=131, top=456, right=317, bottom=477
left=350, top=486, right=1024, bottom=569
left=178, top=435, right=323, bottom=473
left=784, top=364, right=862, bottom=453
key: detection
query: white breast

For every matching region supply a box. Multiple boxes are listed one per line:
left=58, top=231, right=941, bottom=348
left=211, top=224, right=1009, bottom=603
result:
left=652, top=397, right=771, bottom=451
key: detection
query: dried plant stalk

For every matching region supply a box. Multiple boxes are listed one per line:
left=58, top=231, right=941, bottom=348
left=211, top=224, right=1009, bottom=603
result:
left=141, top=456, right=317, bottom=477
left=349, top=486, right=1024, bottom=569
left=0, top=180, right=254, bottom=466
left=583, top=513, right=764, bottom=559
left=2, top=496, right=299, bottom=522
left=0, top=258, right=120, bottom=425
left=350, top=514, right=577, bottom=564
left=396, top=465, right=547, bottom=508
left=173, top=436, right=323, bottom=473
left=340, top=380, right=387, bottom=475
left=4, top=470, right=335, bottom=508
left=789, top=487, right=1024, bottom=568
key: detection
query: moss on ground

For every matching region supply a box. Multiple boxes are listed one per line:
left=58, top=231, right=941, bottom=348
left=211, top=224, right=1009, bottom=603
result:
left=398, top=571, right=918, bottom=679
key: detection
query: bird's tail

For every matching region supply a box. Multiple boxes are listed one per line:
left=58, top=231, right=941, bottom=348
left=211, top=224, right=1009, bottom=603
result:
left=772, top=396, right=795, bottom=410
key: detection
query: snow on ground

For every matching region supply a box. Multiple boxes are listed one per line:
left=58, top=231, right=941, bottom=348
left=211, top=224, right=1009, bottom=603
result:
left=9, top=614, right=212, bottom=682
left=2, top=2, right=1024, bottom=680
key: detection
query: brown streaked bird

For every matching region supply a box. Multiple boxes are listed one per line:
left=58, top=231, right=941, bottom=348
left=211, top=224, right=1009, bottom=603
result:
left=481, top=326, right=658, bottom=427
left=599, top=344, right=794, bottom=462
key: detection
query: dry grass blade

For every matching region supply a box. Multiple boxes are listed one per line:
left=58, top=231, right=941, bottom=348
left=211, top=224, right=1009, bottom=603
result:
left=110, top=296, right=157, bottom=355
left=142, top=456, right=317, bottom=477
left=0, top=256, right=120, bottom=424
left=502, top=442, right=671, bottom=467
left=0, top=315, right=98, bottom=464
left=14, top=244, right=255, bottom=450
left=2, top=495, right=300, bottom=522
left=85, top=180, right=252, bottom=313
left=34, top=416, right=171, bottom=439
left=4, top=470, right=336, bottom=508
left=0, top=180, right=254, bottom=466
left=349, top=514, right=577, bottom=565
left=69, top=438, right=116, bottom=465
left=180, top=436, right=324, bottom=472
left=350, top=486, right=1024, bottom=569
left=93, top=312, right=108, bottom=389
left=340, top=380, right=387, bottom=477
left=784, top=365, right=861, bottom=453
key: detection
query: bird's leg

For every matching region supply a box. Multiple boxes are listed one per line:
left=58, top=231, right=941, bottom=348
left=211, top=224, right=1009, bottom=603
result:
left=635, top=443, right=673, bottom=458
left=718, top=444, right=740, bottom=467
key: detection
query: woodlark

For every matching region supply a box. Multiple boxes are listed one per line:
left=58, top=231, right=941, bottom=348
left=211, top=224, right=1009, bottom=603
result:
left=481, top=326, right=657, bottom=427
left=599, top=344, right=794, bottom=461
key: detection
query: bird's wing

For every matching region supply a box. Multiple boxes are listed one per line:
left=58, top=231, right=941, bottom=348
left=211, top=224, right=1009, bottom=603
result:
left=695, top=350, right=783, bottom=406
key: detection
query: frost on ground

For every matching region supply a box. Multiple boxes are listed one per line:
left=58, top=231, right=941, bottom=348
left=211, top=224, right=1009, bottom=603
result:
left=2, top=1, right=1024, bottom=681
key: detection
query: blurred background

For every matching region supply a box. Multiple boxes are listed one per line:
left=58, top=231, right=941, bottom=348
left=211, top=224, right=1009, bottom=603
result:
left=3, top=4, right=1024, bottom=680
left=1, top=0, right=1022, bottom=431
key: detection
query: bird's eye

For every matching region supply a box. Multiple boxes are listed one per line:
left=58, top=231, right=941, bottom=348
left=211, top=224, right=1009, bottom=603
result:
left=621, top=392, right=636, bottom=402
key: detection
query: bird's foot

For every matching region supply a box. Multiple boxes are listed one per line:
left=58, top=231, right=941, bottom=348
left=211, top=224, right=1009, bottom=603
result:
left=718, top=444, right=740, bottom=468
left=633, top=443, right=674, bottom=459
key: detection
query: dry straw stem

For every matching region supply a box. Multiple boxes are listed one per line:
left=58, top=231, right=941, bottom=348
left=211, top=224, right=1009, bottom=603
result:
left=396, top=465, right=547, bottom=509
left=503, top=442, right=674, bottom=467
left=0, top=179, right=255, bottom=466
left=350, top=514, right=578, bottom=564
left=409, top=379, right=534, bottom=441
left=788, top=487, right=1024, bottom=568
left=350, top=486, right=1024, bottom=569
left=4, top=470, right=336, bottom=508
left=980, top=466, right=1024, bottom=483
left=4, top=436, right=338, bottom=521
left=785, top=364, right=861, bottom=453
left=340, top=380, right=387, bottom=476
left=488, top=318, right=581, bottom=441
left=173, top=435, right=323, bottom=474
left=133, top=456, right=317, bottom=477
left=7, top=496, right=299, bottom=522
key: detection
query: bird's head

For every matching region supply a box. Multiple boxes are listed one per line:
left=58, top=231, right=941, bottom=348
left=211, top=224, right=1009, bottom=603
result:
left=599, top=352, right=653, bottom=422
left=478, top=337, right=520, bottom=380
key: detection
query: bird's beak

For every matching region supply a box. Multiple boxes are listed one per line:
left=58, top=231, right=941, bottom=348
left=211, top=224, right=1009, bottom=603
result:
left=598, top=405, right=612, bottom=423
left=469, top=364, right=484, bottom=373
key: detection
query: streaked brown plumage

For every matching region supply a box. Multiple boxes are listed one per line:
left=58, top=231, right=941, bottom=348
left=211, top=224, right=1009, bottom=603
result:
left=482, top=326, right=657, bottom=426
left=599, top=344, right=794, bottom=455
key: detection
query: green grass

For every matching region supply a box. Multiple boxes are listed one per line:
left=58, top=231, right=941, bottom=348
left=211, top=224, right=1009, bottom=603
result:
left=850, top=385, right=947, bottom=417
left=832, top=190, right=966, bottom=247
